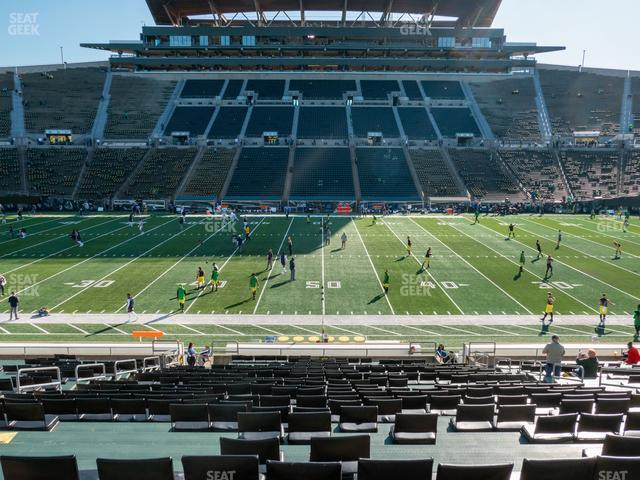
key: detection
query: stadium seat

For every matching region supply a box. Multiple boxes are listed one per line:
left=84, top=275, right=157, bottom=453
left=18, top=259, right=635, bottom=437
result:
left=398, top=395, right=428, bottom=414
left=170, top=404, right=210, bottom=431
left=367, top=399, right=402, bottom=423
left=309, top=435, right=370, bottom=477
left=429, top=395, right=461, bottom=415
left=41, top=398, right=78, bottom=421
left=219, top=437, right=283, bottom=468
left=598, top=434, right=640, bottom=457
left=624, top=412, right=640, bottom=436
left=576, top=413, right=623, bottom=441
left=357, top=459, right=434, bottom=480
left=560, top=399, right=595, bottom=415
left=287, top=412, right=332, bottom=444
left=181, top=455, right=260, bottom=480
left=209, top=403, right=249, bottom=431
left=595, top=399, right=630, bottom=415
left=111, top=398, right=147, bottom=422
left=338, top=406, right=378, bottom=433
left=266, top=461, right=342, bottom=480
left=96, top=457, right=174, bottom=480
left=296, top=395, right=328, bottom=409
left=493, top=405, right=536, bottom=432
left=5, top=402, right=58, bottom=431
left=435, top=463, right=513, bottom=480
left=147, top=399, right=174, bottom=422
left=238, top=411, right=284, bottom=440
left=1, top=455, right=80, bottom=480
left=522, top=413, right=578, bottom=443
left=594, top=456, right=640, bottom=479
left=389, top=413, right=438, bottom=445
left=450, top=404, right=495, bottom=432
left=520, top=457, right=597, bottom=480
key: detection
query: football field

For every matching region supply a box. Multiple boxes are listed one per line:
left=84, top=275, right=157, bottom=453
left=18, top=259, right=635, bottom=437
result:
left=0, top=212, right=639, bottom=348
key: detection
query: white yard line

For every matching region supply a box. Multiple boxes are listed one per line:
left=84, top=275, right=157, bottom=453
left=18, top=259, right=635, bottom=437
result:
left=29, top=323, right=49, bottom=334
left=251, top=324, right=284, bottom=336
left=214, top=324, right=245, bottom=336
left=408, top=217, right=533, bottom=315
left=382, top=220, right=464, bottom=314
left=48, top=218, right=183, bottom=311
left=477, top=221, right=640, bottom=303
left=366, top=325, right=402, bottom=336
left=352, top=219, right=395, bottom=315
left=253, top=217, right=294, bottom=314
left=68, top=323, right=90, bottom=335
left=437, top=324, right=482, bottom=336
left=0, top=325, right=11, bottom=334
left=475, top=325, right=521, bottom=337
left=328, top=325, right=365, bottom=336
left=186, top=218, right=267, bottom=314
left=402, top=324, right=442, bottom=336
left=104, top=323, right=128, bottom=335
left=177, top=323, right=206, bottom=335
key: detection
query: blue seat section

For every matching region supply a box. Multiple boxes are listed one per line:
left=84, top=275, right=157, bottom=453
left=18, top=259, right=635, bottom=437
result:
left=290, top=80, right=356, bottom=100
left=421, top=80, right=465, bottom=99
left=180, top=80, right=225, bottom=98
left=245, top=80, right=285, bottom=100
left=163, top=106, right=216, bottom=136
left=290, top=148, right=355, bottom=200
left=351, top=107, right=399, bottom=137
left=245, top=107, right=294, bottom=137
left=360, top=80, right=400, bottom=100
left=431, top=108, right=481, bottom=137
left=225, top=147, right=289, bottom=200
left=355, top=148, right=420, bottom=201
left=209, top=107, right=249, bottom=139
left=398, top=108, right=438, bottom=140
left=298, top=107, right=348, bottom=139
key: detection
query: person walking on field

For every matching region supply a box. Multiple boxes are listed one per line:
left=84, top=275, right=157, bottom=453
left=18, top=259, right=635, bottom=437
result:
left=341, top=232, right=347, bottom=249
left=0, top=274, right=6, bottom=296
left=126, top=293, right=137, bottom=322
left=7, top=292, right=19, bottom=321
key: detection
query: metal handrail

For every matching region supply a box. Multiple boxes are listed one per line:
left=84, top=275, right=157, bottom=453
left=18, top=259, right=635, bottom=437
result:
left=75, top=363, right=107, bottom=384
left=142, top=356, right=160, bottom=371
left=16, top=366, right=62, bottom=393
left=113, top=359, right=137, bottom=378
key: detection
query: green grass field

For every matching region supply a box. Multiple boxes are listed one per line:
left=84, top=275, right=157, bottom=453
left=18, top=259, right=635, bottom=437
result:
left=0, top=212, right=639, bottom=348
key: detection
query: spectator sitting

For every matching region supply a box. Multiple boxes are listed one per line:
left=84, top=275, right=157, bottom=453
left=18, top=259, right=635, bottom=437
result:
left=435, top=344, right=456, bottom=364
left=575, top=349, right=599, bottom=379
left=624, top=342, right=640, bottom=365
left=199, top=345, right=212, bottom=365
left=37, top=307, right=49, bottom=317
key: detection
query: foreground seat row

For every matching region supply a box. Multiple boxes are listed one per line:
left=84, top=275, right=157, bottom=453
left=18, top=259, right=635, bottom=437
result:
left=2, top=453, right=639, bottom=480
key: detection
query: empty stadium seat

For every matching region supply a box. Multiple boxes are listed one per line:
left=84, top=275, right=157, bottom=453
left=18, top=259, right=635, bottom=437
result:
left=208, top=107, right=248, bottom=139
left=357, top=459, right=434, bottom=480
left=389, top=413, right=438, bottom=444
left=170, top=403, right=210, bottom=431
left=266, top=461, right=342, bottom=480
left=435, top=463, right=513, bottom=480
left=287, top=412, right=331, bottom=444
left=96, top=457, right=174, bottom=480
left=238, top=411, right=284, bottom=440
left=339, top=406, right=378, bottom=433
left=450, top=404, right=495, bottom=432
left=5, top=402, right=58, bottom=431
left=576, top=413, right=623, bottom=441
left=493, top=405, right=536, bottom=432
left=309, top=435, right=370, bottom=477
left=219, top=437, right=283, bottom=467
left=520, top=457, right=597, bottom=480
left=522, top=413, right=578, bottom=443
left=1, top=455, right=80, bottom=480
left=181, top=455, right=260, bottom=480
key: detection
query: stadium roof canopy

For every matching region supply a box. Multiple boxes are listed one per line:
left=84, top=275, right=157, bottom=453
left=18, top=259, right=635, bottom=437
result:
left=146, top=0, right=502, bottom=27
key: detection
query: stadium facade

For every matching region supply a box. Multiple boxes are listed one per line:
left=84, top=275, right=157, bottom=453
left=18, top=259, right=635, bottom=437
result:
left=0, top=0, right=638, bottom=211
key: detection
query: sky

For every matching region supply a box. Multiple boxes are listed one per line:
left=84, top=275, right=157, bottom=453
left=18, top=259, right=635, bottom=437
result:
left=1, top=0, right=638, bottom=71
